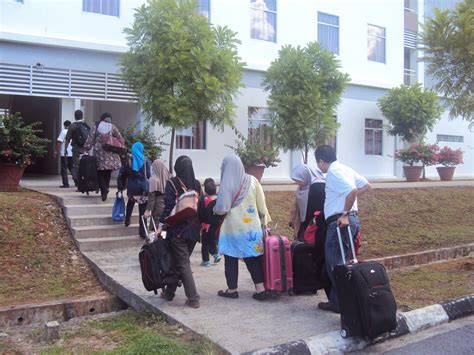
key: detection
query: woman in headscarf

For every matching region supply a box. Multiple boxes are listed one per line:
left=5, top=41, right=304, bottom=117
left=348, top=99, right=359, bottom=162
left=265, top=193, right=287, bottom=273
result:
left=143, top=159, right=170, bottom=226
left=117, top=142, right=151, bottom=239
left=215, top=155, right=271, bottom=301
left=158, top=155, right=202, bottom=309
left=84, top=112, right=123, bottom=201
left=289, top=164, right=325, bottom=241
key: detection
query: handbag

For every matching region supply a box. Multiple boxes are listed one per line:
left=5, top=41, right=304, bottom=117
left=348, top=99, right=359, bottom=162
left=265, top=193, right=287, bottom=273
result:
left=101, top=131, right=126, bottom=154
left=165, top=178, right=199, bottom=227
left=112, top=191, right=125, bottom=221
left=303, top=211, right=322, bottom=245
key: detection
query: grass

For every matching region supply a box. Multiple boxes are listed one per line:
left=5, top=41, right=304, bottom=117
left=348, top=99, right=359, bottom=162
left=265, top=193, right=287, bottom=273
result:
left=389, top=257, right=474, bottom=311
left=265, top=187, right=474, bottom=259
left=10, top=311, right=222, bottom=355
left=0, top=190, right=105, bottom=307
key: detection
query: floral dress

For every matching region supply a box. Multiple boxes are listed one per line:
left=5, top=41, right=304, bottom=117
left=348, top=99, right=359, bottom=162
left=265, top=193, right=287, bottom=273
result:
left=218, top=176, right=271, bottom=258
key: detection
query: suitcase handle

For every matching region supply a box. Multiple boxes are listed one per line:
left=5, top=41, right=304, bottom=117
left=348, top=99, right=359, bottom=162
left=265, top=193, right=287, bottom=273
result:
left=336, top=225, right=358, bottom=264
left=141, top=216, right=158, bottom=236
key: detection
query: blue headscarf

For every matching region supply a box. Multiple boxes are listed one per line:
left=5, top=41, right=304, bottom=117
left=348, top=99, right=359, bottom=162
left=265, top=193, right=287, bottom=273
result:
left=131, top=142, right=145, bottom=172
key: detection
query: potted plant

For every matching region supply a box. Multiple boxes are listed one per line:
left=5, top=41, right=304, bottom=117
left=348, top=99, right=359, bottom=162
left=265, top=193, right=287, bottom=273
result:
left=227, top=130, right=280, bottom=181
left=435, top=146, right=463, bottom=181
left=0, top=113, right=49, bottom=191
left=395, top=143, right=438, bottom=182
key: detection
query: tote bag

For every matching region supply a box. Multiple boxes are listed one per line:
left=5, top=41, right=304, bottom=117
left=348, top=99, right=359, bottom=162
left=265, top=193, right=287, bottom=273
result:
left=112, top=191, right=125, bottom=221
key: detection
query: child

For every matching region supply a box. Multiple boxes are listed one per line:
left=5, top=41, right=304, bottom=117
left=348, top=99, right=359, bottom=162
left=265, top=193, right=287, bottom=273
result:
left=200, top=178, right=221, bottom=267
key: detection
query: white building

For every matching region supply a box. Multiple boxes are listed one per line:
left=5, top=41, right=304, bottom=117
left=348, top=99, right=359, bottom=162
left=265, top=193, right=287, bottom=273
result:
left=1, top=0, right=472, bottom=180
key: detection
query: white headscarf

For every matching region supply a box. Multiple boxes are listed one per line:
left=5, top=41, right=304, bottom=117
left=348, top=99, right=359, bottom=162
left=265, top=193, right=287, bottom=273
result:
left=214, top=155, right=251, bottom=215
left=97, top=117, right=113, bottom=134
left=291, top=164, right=324, bottom=222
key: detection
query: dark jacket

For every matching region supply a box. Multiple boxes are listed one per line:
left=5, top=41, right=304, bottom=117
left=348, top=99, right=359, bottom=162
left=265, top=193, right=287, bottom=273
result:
left=160, top=177, right=202, bottom=241
left=117, top=157, right=152, bottom=197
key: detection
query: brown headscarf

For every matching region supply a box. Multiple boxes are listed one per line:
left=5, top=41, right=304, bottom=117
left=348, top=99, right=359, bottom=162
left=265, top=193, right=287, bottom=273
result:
left=149, top=159, right=170, bottom=194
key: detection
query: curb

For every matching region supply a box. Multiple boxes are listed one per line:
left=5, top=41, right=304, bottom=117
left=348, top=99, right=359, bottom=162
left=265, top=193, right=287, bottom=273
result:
left=247, top=295, right=474, bottom=354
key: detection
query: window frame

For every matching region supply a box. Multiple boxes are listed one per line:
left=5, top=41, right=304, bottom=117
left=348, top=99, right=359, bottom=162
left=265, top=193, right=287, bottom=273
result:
left=248, top=106, right=273, bottom=146
left=317, top=12, right=340, bottom=55
left=364, top=118, right=383, bottom=156
left=82, top=0, right=120, bottom=17
left=367, top=24, right=386, bottom=63
left=175, top=120, right=207, bottom=150
left=250, top=0, right=277, bottom=43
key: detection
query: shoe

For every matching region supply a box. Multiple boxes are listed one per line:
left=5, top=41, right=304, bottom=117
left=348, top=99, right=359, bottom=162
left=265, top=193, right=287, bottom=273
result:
left=217, top=290, right=239, bottom=299
left=160, top=287, right=175, bottom=301
left=200, top=261, right=211, bottom=267
left=59, top=185, right=69, bottom=188
left=213, top=254, right=221, bottom=263
left=185, top=299, right=200, bottom=309
left=318, top=302, right=340, bottom=313
left=101, top=191, right=108, bottom=201
left=124, top=217, right=131, bottom=227
left=252, top=291, right=268, bottom=301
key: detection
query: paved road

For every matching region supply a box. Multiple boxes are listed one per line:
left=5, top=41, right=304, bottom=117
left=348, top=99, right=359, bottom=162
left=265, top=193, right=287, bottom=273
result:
left=350, top=315, right=474, bottom=354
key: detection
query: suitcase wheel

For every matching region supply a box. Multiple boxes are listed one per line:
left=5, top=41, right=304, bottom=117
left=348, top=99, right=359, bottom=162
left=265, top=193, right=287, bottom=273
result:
left=270, top=290, right=277, bottom=299
left=340, top=328, right=348, bottom=338
left=288, top=289, right=293, bottom=296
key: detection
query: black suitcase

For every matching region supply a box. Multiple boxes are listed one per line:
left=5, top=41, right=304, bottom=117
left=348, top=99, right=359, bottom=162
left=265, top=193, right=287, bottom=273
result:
left=138, top=218, right=178, bottom=294
left=77, top=155, right=99, bottom=194
left=291, top=241, right=330, bottom=296
left=334, top=225, right=397, bottom=339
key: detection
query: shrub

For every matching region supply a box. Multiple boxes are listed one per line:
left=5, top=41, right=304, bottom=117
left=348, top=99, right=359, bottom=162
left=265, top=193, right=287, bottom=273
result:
left=436, top=146, right=463, bottom=167
left=395, top=143, right=438, bottom=166
left=119, top=124, right=167, bottom=161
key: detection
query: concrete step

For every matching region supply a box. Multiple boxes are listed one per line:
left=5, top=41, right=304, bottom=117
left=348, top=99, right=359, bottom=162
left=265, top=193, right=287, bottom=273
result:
left=65, top=204, right=115, bottom=217
left=60, top=195, right=117, bottom=206
left=77, top=235, right=144, bottom=252
left=68, top=214, right=140, bottom=227
left=73, top=224, right=140, bottom=239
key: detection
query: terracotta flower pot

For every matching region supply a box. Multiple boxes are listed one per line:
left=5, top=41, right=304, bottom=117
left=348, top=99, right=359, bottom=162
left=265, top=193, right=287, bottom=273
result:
left=0, top=163, right=25, bottom=191
left=403, top=166, right=422, bottom=182
left=436, top=166, right=456, bottom=181
left=245, top=165, right=265, bottom=182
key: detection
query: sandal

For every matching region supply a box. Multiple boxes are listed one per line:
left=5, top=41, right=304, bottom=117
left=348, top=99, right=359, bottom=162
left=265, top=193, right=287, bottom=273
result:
left=217, top=289, right=239, bottom=299
left=252, top=291, right=268, bottom=301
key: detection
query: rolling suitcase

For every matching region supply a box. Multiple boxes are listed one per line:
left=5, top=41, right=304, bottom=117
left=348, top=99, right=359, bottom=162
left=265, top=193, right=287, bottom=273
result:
left=291, top=241, right=319, bottom=294
left=334, top=225, right=397, bottom=339
left=77, top=154, right=99, bottom=195
left=263, top=232, right=293, bottom=296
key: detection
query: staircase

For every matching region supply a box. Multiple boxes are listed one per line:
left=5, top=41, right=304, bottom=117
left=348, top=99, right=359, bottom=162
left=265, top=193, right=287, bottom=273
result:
left=50, top=189, right=143, bottom=252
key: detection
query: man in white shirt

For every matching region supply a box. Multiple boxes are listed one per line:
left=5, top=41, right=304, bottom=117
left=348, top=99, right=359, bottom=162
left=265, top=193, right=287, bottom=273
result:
left=54, top=120, right=73, bottom=188
left=315, top=145, right=371, bottom=313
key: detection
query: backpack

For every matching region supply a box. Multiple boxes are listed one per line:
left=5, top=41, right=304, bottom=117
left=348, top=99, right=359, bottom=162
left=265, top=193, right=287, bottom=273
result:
left=164, top=178, right=199, bottom=227
left=73, top=122, right=90, bottom=147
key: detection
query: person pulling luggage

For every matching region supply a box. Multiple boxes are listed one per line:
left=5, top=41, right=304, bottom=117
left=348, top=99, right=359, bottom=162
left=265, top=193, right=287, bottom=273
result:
left=314, top=145, right=371, bottom=313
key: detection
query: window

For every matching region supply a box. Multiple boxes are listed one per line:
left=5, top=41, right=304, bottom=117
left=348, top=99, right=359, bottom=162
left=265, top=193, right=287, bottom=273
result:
left=250, top=0, right=276, bottom=42
left=176, top=121, right=206, bottom=150
left=248, top=107, right=272, bottom=145
left=83, top=0, right=119, bottom=17
left=317, top=12, right=339, bottom=54
left=437, top=134, right=464, bottom=143
left=367, top=24, right=386, bottom=63
left=197, top=0, right=210, bottom=21
left=365, top=119, right=383, bottom=155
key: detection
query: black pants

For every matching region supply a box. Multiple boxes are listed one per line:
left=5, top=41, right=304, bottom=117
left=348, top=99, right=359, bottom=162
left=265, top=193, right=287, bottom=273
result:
left=224, top=255, right=264, bottom=290
left=201, top=229, right=217, bottom=262
left=126, top=198, right=147, bottom=237
left=60, top=156, right=73, bottom=187
left=97, top=170, right=112, bottom=194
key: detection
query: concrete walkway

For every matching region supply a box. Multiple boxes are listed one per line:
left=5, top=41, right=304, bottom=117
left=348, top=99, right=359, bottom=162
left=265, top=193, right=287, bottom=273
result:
left=20, top=176, right=474, bottom=353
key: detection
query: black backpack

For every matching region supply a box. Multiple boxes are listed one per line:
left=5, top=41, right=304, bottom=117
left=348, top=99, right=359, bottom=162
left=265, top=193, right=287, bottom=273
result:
left=73, top=122, right=90, bottom=147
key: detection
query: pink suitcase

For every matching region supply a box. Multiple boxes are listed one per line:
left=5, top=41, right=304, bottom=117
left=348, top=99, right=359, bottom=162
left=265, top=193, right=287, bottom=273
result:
left=263, top=234, right=293, bottom=296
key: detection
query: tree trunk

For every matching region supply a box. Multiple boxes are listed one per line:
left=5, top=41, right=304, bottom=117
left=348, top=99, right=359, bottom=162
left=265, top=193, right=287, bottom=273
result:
left=169, top=128, right=175, bottom=173
left=422, top=163, right=426, bottom=180
left=303, top=145, right=309, bottom=164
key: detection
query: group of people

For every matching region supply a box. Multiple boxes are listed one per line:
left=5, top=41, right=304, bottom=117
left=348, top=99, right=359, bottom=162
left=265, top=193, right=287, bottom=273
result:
left=56, top=111, right=371, bottom=312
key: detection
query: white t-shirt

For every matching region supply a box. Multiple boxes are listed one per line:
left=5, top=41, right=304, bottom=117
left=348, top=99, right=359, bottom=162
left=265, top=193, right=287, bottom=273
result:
left=324, top=161, right=368, bottom=218
left=57, top=128, right=73, bottom=157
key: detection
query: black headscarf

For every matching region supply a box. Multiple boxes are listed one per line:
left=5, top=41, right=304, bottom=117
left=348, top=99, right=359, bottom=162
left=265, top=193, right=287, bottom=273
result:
left=174, top=155, right=197, bottom=190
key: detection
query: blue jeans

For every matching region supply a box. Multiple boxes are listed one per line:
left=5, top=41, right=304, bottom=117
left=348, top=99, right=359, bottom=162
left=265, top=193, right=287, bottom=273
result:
left=325, top=215, right=360, bottom=312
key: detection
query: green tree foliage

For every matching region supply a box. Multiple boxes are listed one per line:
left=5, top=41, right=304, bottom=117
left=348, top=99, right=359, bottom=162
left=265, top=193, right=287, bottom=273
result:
left=120, top=0, right=244, bottom=171
left=419, top=0, right=474, bottom=122
left=0, top=113, right=49, bottom=167
left=377, top=84, right=444, bottom=143
left=263, top=42, right=350, bottom=163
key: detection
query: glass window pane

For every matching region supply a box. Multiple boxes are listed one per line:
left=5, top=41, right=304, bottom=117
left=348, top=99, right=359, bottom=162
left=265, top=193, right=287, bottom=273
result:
left=197, top=0, right=210, bottom=21
left=318, top=12, right=338, bottom=26
left=251, top=0, right=276, bottom=12
left=250, top=8, right=276, bottom=42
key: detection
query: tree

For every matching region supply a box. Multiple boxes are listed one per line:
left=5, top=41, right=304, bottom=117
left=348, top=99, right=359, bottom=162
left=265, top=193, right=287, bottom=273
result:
left=120, top=0, right=244, bottom=171
left=377, top=83, right=444, bottom=143
left=263, top=42, right=350, bottom=163
left=419, top=0, right=474, bottom=122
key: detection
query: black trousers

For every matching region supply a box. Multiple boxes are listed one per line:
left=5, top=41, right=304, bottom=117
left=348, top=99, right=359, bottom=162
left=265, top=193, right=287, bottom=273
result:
left=97, top=170, right=112, bottom=194
left=224, top=255, right=264, bottom=290
left=201, top=229, right=217, bottom=262
left=126, top=198, right=147, bottom=237
left=60, top=156, right=73, bottom=187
